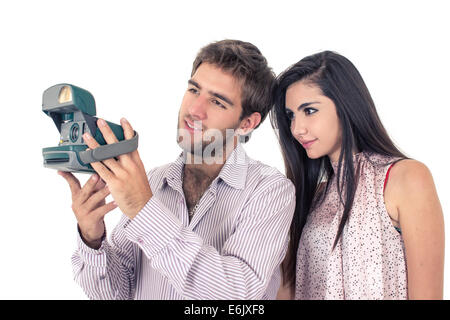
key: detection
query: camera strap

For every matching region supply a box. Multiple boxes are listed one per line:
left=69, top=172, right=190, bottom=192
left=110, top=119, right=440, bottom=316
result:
left=78, top=131, right=139, bottom=164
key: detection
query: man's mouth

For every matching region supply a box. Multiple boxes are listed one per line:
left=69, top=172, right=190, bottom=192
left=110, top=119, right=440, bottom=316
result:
left=185, top=119, right=203, bottom=132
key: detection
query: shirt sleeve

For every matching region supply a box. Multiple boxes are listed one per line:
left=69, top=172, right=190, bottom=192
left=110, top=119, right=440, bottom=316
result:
left=71, top=215, right=138, bottom=300
left=123, top=178, right=296, bottom=299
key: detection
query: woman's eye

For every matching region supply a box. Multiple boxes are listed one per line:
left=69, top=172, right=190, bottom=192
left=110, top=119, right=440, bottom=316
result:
left=304, top=108, right=317, bottom=115
left=285, top=110, right=294, bottom=120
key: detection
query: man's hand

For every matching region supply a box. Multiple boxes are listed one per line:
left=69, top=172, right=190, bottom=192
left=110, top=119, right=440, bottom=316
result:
left=58, top=171, right=116, bottom=249
left=82, top=118, right=153, bottom=219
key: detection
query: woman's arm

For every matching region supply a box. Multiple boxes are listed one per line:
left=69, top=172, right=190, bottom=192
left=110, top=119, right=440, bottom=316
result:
left=386, top=159, right=445, bottom=299
left=276, top=280, right=294, bottom=299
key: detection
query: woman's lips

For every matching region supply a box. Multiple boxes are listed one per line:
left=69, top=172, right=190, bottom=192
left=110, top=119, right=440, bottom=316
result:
left=300, top=139, right=317, bottom=149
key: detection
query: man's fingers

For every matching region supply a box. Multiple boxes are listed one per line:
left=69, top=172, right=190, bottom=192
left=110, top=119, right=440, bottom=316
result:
left=120, top=118, right=135, bottom=140
left=91, top=200, right=118, bottom=219
left=90, top=160, right=116, bottom=181
left=83, top=130, right=123, bottom=176
left=83, top=185, right=111, bottom=213
left=93, top=177, right=107, bottom=192
left=120, top=118, right=140, bottom=163
left=78, top=174, right=102, bottom=204
left=97, top=118, right=119, bottom=144
left=58, top=171, right=81, bottom=198
left=96, top=118, right=128, bottom=169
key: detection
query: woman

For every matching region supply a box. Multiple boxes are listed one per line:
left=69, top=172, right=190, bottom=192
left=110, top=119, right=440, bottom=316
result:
left=271, top=51, right=444, bottom=299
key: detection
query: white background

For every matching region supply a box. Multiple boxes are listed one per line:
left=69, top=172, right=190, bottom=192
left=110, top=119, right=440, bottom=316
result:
left=0, top=0, right=448, bottom=299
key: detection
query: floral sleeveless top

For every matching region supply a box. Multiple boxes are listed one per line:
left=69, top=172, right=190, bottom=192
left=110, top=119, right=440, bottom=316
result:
left=295, top=152, right=408, bottom=299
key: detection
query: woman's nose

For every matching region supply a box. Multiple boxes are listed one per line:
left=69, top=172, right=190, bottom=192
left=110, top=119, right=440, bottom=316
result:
left=291, top=118, right=307, bottom=138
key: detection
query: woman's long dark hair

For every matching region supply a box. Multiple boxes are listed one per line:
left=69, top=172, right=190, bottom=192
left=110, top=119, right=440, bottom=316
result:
left=270, top=51, right=407, bottom=288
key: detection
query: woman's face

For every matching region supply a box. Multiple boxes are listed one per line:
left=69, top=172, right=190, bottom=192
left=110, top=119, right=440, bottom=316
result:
left=285, top=81, right=342, bottom=162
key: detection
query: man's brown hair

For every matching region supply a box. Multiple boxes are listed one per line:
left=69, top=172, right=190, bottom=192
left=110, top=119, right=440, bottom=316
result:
left=192, top=40, right=275, bottom=142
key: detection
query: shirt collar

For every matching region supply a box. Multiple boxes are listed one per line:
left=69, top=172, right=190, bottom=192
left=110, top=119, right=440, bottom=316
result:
left=216, top=143, right=248, bottom=190
left=159, top=143, right=249, bottom=192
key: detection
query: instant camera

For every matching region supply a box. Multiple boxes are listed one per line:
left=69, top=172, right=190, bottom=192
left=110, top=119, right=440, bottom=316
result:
left=42, top=84, right=138, bottom=173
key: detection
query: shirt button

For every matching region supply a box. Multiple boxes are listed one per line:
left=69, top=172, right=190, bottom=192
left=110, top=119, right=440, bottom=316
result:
left=99, top=275, right=106, bottom=280
left=137, top=237, right=144, bottom=244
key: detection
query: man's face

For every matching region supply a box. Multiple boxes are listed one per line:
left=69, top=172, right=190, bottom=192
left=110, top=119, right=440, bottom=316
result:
left=177, top=63, right=244, bottom=160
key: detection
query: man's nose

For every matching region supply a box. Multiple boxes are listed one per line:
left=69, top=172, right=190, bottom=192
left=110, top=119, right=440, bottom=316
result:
left=188, top=95, right=208, bottom=120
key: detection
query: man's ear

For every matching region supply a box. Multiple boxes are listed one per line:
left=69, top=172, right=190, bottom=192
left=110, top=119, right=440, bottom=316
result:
left=237, top=112, right=261, bottom=136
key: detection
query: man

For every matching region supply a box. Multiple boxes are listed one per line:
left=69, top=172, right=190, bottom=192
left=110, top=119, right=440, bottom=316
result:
left=59, top=40, right=295, bottom=299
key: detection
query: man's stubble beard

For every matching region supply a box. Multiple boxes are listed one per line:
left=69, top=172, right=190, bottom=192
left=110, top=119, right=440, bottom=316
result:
left=176, top=118, right=240, bottom=164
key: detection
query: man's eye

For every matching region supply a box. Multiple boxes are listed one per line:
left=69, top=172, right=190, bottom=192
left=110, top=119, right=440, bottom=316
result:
left=212, top=99, right=226, bottom=109
left=188, top=88, right=199, bottom=94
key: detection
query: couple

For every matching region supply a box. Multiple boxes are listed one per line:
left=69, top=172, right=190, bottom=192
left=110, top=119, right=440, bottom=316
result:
left=59, top=40, right=444, bottom=300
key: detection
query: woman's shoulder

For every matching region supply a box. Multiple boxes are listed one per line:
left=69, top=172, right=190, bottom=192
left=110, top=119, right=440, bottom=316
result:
left=385, top=158, right=437, bottom=208
left=362, top=151, right=403, bottom=166
left=382, top=158, right=441, bottom=231
left=388, top=159, right=433, bottom=188
left=362, top=152, right=428, bottom=178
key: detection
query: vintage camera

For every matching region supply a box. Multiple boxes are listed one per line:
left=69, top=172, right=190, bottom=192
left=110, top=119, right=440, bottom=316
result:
left=42, top=84, right=138, bottom=173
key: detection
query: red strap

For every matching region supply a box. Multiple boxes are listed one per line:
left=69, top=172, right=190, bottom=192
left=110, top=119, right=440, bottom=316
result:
left=383, top=163, right=395, bottom=192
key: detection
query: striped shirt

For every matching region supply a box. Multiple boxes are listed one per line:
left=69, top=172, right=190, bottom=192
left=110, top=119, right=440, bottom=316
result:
left=72, top=143, right=295, bottom=299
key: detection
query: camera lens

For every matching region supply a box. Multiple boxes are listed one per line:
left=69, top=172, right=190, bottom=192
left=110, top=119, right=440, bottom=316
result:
left=70, top=123, right=80, bottom=143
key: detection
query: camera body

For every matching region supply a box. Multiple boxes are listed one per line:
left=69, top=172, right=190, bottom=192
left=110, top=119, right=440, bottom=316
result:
left=42, top=84, right=138, bottom=173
